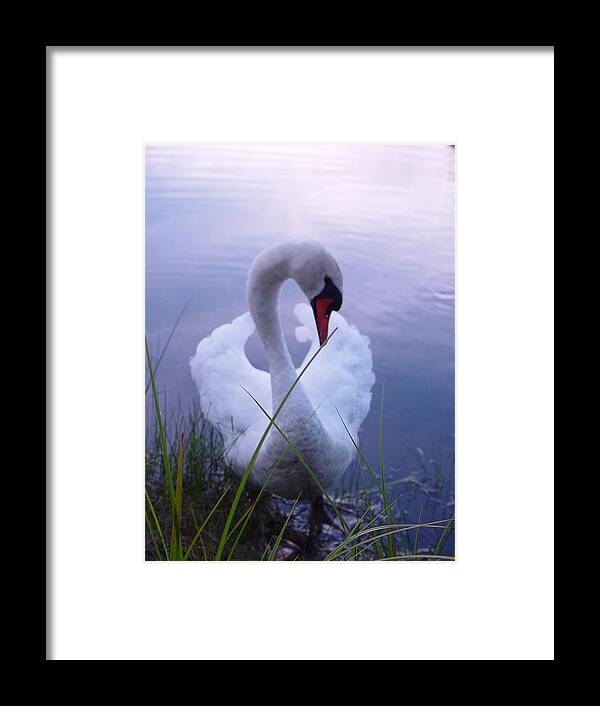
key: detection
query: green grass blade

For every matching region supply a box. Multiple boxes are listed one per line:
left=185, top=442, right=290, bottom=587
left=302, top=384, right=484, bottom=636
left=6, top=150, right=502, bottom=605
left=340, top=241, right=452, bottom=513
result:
left=170, top=433, right=185, bottom=560
left=182, top=485, right=231, bottom=560
left=145, top=510, right=164, bottom=560
left=222, top=501, right=260, bottom=558
left=413, top=504, right=423, bottom=556
left=434, top=515, right=455, bottom=556
left=378, top=380, right=395, bottom=558
left=189, top=508, right=209, bottom=561
left=268, top=493, right=302, bottom=560
left=197, top=533, right=208, bottom=561
left=145, top=298, right=191, bottom=395
left=336, top=409, right=384, bottom=494
left=260, top=540, right=273, bottom=561
left=145, top=337, right=176, bottom=509
left=145, top=489, right=169, bottom=559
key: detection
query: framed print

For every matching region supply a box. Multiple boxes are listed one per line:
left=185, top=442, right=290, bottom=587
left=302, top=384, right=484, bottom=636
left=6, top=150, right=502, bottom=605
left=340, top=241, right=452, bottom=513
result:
left=48, top=46, right=554, bottom=660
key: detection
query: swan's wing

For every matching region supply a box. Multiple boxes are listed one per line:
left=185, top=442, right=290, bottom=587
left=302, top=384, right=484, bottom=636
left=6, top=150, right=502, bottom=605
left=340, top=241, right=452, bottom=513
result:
left=293, top=302, right=375, bottom=442
left=190, top=312, right=271, bottom=466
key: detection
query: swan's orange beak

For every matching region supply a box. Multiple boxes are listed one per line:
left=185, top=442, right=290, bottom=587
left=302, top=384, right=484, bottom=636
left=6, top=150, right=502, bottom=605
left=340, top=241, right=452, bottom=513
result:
left=311, top=277, right=343, bottom=345
left=313, top=298, right=335, bottom=346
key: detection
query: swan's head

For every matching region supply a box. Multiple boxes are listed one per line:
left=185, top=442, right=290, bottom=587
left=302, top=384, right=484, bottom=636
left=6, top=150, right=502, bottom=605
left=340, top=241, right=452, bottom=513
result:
left=289, top=241, right=343, bottom=345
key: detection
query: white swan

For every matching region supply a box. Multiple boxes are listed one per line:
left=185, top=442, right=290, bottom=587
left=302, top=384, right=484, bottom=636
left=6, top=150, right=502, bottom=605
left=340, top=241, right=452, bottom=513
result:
left=190, top=240, right=375, bottom=501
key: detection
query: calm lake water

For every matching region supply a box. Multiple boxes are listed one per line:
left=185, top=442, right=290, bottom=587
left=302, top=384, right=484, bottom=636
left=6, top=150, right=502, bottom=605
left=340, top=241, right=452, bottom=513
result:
left=146, top=144, right=454, bottom=535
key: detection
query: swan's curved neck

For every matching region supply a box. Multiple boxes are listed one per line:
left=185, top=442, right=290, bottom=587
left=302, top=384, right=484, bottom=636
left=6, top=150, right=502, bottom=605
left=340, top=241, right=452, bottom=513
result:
left=246, top=243, right=298, bottom=399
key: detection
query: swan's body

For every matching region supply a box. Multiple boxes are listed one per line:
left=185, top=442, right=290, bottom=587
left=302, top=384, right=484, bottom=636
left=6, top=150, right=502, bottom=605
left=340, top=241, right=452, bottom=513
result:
left=190, top=240, right=375, bottom=499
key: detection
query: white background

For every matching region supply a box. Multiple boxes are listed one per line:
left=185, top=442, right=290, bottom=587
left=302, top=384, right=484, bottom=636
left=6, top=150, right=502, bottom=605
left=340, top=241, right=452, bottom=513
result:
left=49, top=48, right=554, bottom=660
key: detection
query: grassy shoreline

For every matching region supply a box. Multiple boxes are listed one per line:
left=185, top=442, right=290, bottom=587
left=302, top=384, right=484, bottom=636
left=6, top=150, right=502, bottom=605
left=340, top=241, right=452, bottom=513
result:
left=145, top=335, right=454, bottom=561
left=145, top=405, right=454, bottom=561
